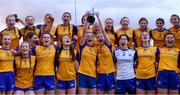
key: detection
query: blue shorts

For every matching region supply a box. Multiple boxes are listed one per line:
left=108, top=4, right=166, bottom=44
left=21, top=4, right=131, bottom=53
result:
left=0, top=72, right=15, bottom=91
left=34, top=76, right=55, bottom=90
left=78, top=73, right=96, bottom=89
left=57, top=80, right=75, bottom=90
left=116, top=78, right=136, bottom=94
left=14, top=86, right=34, bottom=92
left=136, top=77, right=156, bottom=90
left=157, top=70, right=179, bottom=90
left=97, top=73, right=115, bottom=91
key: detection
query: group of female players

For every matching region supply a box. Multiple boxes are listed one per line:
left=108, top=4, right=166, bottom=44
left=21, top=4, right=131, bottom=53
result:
left=0, top=11, right=179, bottom=95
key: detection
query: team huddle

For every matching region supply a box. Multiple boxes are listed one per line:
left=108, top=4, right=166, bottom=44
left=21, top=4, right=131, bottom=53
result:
left=0, top=11, right=179, bottom=95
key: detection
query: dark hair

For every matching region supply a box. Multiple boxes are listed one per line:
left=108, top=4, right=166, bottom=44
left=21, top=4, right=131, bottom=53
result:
left=105, top=18, right=115, bottom=35
left=81, top=14, right=86, bottom=24
left=24, top=32, right=36, bottom=41
left=41, top=32, right=53, bottom=39
left=120, top=17, right=129, bottom=24
left=25, top=16, right=34, bottom=21
left=44, top=13, right=51, bottom=19
left=156, top=18, right=165, bottom=24
left=164, top=32, right=175, bottom=47
left=62, top=12, right=71, bottom=20
left=170, top=14, right=180, bottom=23
left=40, top=32, right=53, bottom=45
left=164, top=32, right=175, bottom=41
left=139, top=17, right=148, bottom=24
left=118, top=34, right=130, bottom=42
left=20, top=41, right=32, bottom=73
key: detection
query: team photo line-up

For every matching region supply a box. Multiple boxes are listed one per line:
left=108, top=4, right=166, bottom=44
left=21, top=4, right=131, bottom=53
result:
left=0, top=11, right=179, bottom=95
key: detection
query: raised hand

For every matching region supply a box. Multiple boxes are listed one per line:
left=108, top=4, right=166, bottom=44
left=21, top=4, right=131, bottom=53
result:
left=85, top=11, right=91, bottom=16
left=95, top=11, right=100, bottom=17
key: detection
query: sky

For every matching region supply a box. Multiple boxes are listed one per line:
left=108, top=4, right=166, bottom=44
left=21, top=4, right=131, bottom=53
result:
left=0, top=0, right=180, bottom=30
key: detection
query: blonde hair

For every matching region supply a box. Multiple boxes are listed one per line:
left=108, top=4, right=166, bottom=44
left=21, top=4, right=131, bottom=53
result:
left=5, top=15, right=15, bottom=23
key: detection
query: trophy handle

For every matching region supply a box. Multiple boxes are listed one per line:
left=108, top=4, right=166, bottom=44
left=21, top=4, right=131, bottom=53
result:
left=89, top=8, right=95, bottom=16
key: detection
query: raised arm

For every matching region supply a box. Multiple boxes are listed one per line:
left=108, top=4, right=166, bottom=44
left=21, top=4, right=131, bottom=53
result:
left=80, top=12, right=90, bottom=46
left=95, top=12, right=111, bottom=46
left=70, top=35, right=78, bottom=49
left=44, top=15, right=54, bottom=32
left=17, top=18, right=26, bottom=26
left=14, top=14, right=26, bottom=26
